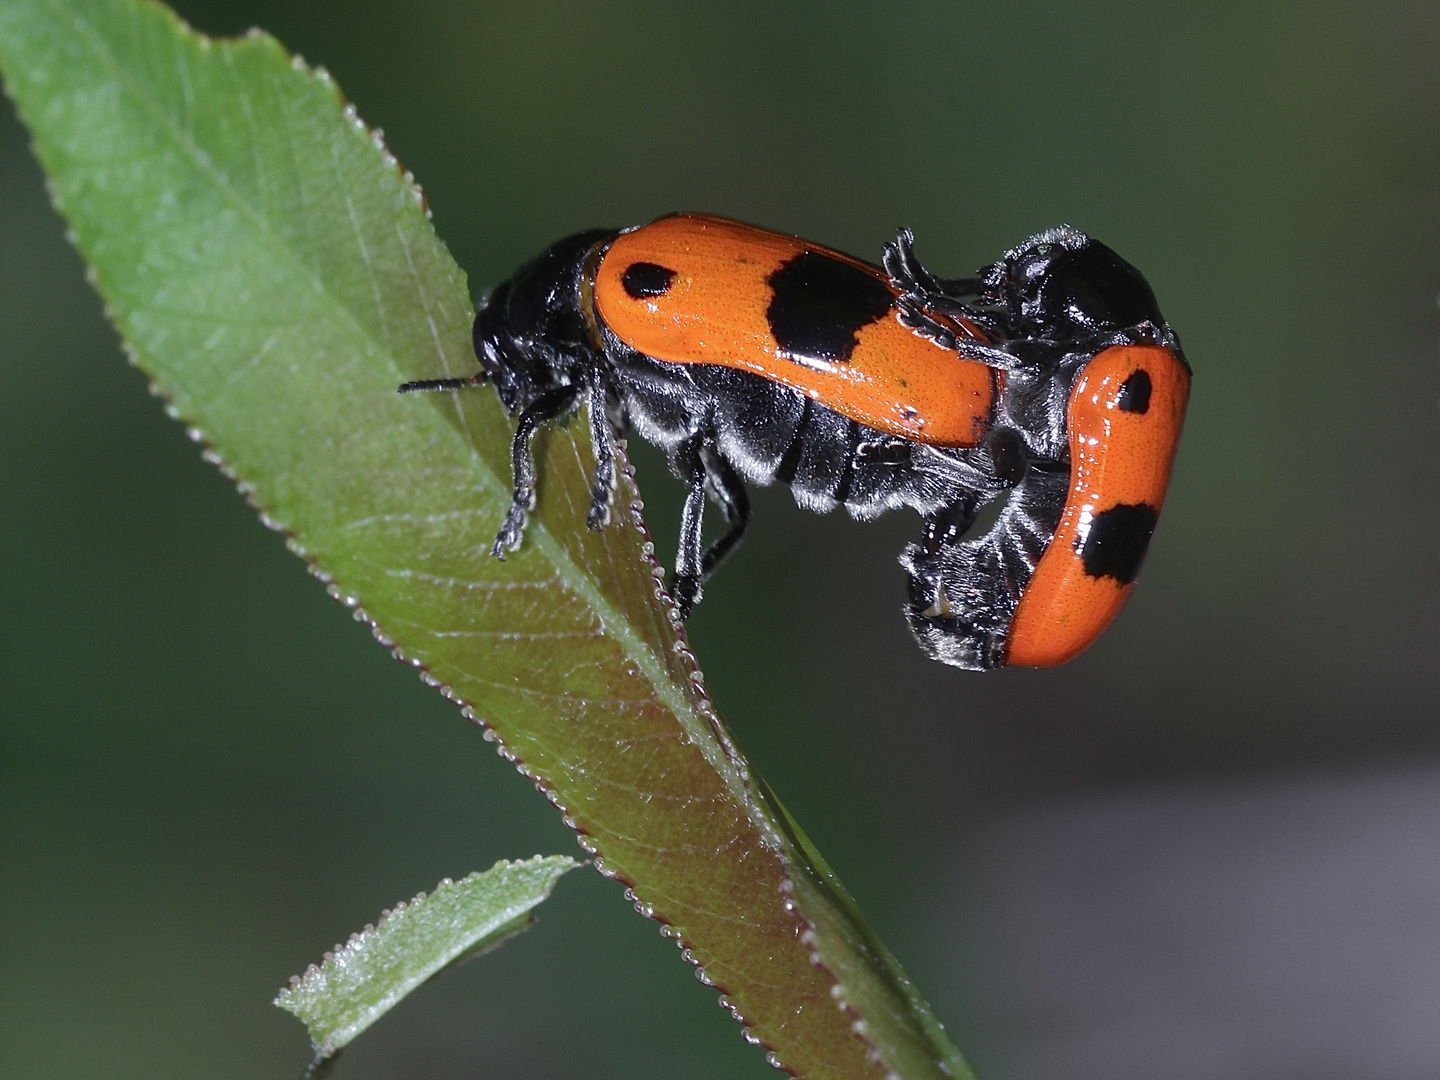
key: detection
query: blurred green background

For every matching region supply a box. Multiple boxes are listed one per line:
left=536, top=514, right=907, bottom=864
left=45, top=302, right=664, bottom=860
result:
left=2, top=2, right=1437, bottom=1078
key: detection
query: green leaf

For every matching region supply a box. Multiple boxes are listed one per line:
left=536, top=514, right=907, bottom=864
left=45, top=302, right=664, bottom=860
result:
left=275, top=856, right=579, bottom=1058
left=0, top=2, right=976, bottom=1077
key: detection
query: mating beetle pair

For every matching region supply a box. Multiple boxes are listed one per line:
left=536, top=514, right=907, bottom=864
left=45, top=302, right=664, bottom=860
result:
left=401, top=214, right=1190, bottom=670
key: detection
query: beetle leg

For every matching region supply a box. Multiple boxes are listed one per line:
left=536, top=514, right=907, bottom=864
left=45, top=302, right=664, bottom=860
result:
left=668, top=436, right=753, bottom=619
left=669, top=435, right=709, bottom=619
left=891, top=288, right=1020, bottom=366
left=698, top=444, right=751, bottom=581
left=949, top=335, right=1041, bottom=373
left=894, top=294, right=965, bottom=350
left=918, top=497, right=982, bottom=558
left=883, top=228, right=936, bottom=293
left=585, top=373, right=618, bottom=531
left=491, top=384, right=580, bottom=559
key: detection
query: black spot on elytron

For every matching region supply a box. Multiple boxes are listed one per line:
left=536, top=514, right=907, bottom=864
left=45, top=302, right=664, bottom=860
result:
left=622, top=262, right=676, bottom=300
left=1076, top=502, right=1159, bottom=584
left=1117, top=369, right=1152, bottom=414
left=766, top=251, right=893, bottom=364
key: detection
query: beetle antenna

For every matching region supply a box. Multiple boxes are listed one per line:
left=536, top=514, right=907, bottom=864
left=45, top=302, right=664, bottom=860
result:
left=397, top=373, right=487, bottom=393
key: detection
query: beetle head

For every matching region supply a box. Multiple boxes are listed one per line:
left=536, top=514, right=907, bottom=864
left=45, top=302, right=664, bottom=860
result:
left=982, top=226, right=1165, bottom=340
left=472, top=230, right=614, bottom=413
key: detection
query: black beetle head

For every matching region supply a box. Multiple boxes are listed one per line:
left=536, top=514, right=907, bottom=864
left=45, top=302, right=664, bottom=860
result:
left=472, top=229, right=614, bottom=414
left=983, top=226, right=1164, bottom=340
left=472, top=280, right=567, bottom=414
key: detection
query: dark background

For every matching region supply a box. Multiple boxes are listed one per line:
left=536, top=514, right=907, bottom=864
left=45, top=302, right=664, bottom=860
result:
left=3, top=2, right=1438, bottom=1078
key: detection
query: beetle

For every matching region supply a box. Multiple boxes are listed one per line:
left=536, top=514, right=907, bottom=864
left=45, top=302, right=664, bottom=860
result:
left=400, top=214, right=1189, bottom=670
left=888, top=224, right=1191, bottom=668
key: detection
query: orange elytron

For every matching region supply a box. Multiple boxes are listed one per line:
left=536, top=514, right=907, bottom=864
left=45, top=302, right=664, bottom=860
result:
left=1007, top=345, right=1191, bottom=666
left=594, top=214, right=996, bottom=447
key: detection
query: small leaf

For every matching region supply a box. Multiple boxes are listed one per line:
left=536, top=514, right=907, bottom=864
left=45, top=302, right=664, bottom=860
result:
left=275, top=856, right=579, bottom=1058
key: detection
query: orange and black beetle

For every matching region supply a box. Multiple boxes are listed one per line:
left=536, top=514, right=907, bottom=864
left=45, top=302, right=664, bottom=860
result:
left=401, top=214, right=1189, bottom=670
